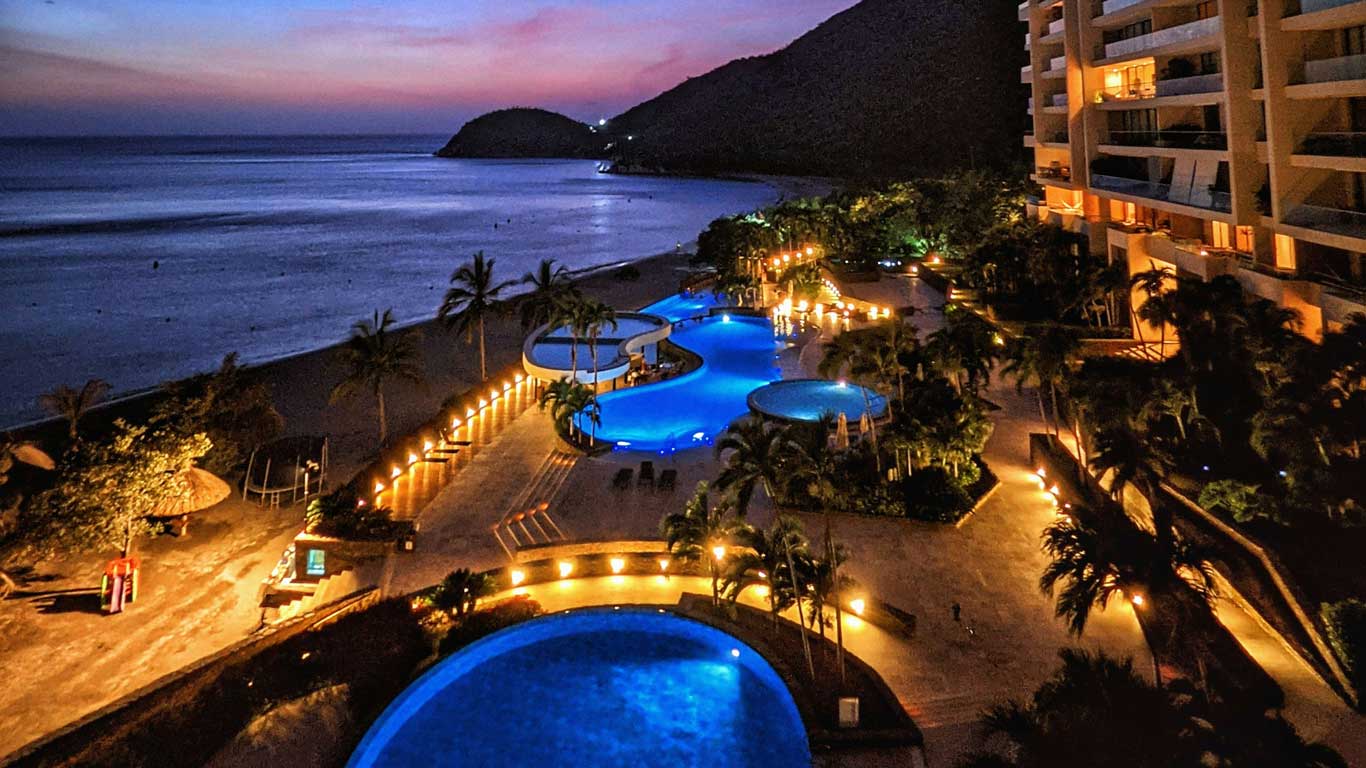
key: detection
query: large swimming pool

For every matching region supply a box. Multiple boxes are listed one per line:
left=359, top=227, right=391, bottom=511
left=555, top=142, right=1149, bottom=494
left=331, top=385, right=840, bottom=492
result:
left=347, top=609, right=811, bottom=767
left=582, top=293, right=782, bottom=452
left=748, top=379, right=888, bottom=423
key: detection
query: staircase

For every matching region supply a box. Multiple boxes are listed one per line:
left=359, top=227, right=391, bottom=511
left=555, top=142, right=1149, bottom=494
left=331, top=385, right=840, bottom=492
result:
left=491, top=450, right=577, bottom=558
left=260, top=567, right=359, bottom=625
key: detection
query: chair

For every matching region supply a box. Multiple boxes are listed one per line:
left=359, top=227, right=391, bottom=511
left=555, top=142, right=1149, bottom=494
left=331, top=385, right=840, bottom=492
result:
left=637, top=461, right=655, bottom=488
left=657, top=469, right=677, bottom=492
left=612, top=468, right=633, bottom=490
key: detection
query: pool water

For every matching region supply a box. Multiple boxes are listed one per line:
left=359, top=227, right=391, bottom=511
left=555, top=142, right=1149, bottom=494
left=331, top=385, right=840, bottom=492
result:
left=348, top=609, right=811, bottom=768
left=747, top=379, right=888, bottom=423
left=582, top=310, right=783, bottom=452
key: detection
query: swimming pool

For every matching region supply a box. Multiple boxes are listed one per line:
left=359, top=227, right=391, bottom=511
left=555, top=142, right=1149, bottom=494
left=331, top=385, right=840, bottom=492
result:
left=747, top=379, right=888, bottom=423
left=347, top=609, right=811, bottom=768
left=581, top=306, right=782, bottom=452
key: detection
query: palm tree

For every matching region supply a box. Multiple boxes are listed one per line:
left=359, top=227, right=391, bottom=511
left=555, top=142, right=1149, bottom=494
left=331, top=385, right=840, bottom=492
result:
left=660, top=482, right=740, bottom=606
left=818, top=331, right=888, bottom=471
left=537, top=378, right=593, bottom=441
left=1002, top=323, right=1080, bottom=438
left=713, top=416, right=787, bottom=517
left=926, top=307, right=1001, bottom=396
left=553, top=293, right=598, bottom=382
left=38, top=379, right=109, bottom=440
left=431, top=567, right=496, bottom=619
left=1090, top=423, right=1176, bottom=547
left=1040, top=512, right=1216, bottom=686
left=518, top=258, right=577, bottom=332
left=801, top=546, right=855, bottom=643
left=1130, top=261, right=1174, bottom=354
left=438, top=251, right=515, bottom=380
left=580, top=299, right=618, bottom=396
left=721, top=515, right=809, bottom=630
left=329, top=309, right=423, bottom=445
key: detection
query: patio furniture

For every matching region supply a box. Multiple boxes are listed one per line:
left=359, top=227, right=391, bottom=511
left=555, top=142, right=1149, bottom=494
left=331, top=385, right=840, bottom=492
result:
left=637, top=461, right=655, bottom=488
left=612, top=468, right=633, bottom=490
left=657, top=469, right=677, bottom=492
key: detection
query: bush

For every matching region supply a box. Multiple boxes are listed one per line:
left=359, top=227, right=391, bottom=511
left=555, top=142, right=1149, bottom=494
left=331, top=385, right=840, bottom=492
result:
left=1200, top=479, right=1279, bottom=525
left=613, top=264, right=641, bottom=282
left=438, top=596, right=543, bottom=656
left=839, top=480, right=905, bottom=517
left=305, top=488, right=394, bottom=540
left=900, top=466, right=973, bottom=523
left=1321, top=599, right=1366, bottom=702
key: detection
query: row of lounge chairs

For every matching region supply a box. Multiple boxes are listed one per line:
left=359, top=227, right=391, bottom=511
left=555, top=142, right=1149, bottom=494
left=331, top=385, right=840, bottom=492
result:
left=612, top=461, right=676, bottom=492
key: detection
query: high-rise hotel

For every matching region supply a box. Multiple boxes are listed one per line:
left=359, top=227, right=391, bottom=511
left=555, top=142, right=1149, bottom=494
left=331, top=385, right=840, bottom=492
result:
left=1022, top=0, right=1366, bottom=337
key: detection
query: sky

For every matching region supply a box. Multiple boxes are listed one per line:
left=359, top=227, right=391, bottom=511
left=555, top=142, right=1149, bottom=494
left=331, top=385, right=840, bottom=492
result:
left=0, top=0, right=858, bottom=136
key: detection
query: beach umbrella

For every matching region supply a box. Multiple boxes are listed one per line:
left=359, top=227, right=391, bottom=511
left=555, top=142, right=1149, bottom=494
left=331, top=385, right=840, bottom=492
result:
left=9, top=443, right=55, bottom=471
left=835, top=412, right=850, bottom=450
left=153, top=467, right=231, bottom=517
left=859, top=411, right=873, bottom=438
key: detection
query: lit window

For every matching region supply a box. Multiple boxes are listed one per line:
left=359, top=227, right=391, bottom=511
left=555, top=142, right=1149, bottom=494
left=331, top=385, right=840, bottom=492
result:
left=1211, top=221, right=1230, bottom=249
left=306, top=549, right=326, bottom=576
left=1235, top=226, right=1255, bottom=253
left=1274, top=234, right=1297, bottom=272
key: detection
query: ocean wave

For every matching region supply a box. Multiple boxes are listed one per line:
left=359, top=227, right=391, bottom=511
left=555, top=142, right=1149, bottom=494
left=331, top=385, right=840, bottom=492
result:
left=0, top=211, right=319, bottom=238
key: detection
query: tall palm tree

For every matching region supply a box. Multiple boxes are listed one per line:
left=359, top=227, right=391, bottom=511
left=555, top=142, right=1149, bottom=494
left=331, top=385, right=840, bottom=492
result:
left=1040, top=512, right=1216, bottom=686
left=553, top=293, right=597, bottom=382
left=801, top=545, right=855, bottom=643
left=580, top=299, right=618, bottom=397
left=537, top=378, right=593, bottom=441
left=438, top=251, right=515, bottom=380
left=713, top=416, right=786, bottom=517
left=661, top=482, right=740, bottom=606
left=721, top=515, right=809, bottom=630
left=431, top=567, right=496, bottom=619
left=1130, top=261, right=1174, bottom=354
left=518, top=258, right=577, bottom=332
left=1002, top=323, right=1080, bottom=438
left=329, top=309, right=423, bottom=445
left=38, top=379, right=109, bottom=440
left=1090, top=423, right=1176, bottom=547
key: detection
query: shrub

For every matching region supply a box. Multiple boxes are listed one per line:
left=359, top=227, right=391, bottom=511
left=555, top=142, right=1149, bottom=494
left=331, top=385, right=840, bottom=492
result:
left=1199, top=479, right=1279, bottom=525
left=613, top=264, right=641, bottom=282
left=305, top=488, right=394, bottom=540
left=900, top=466, right=973, bottom=523
left=438, top=596, right=543, bottom=656
left=1321, top=599, right=1366, bottom=702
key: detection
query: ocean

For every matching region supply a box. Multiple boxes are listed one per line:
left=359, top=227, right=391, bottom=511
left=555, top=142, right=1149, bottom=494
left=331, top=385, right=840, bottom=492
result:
left=0, top=135, right=777, bottom=427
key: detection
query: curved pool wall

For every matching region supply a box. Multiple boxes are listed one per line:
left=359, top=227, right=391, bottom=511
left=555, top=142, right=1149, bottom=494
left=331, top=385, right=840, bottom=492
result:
left=581, top=312, right=783, bottom=453
left=747, top=379, right=889, bottom=424
left=347, top=609, right=811, bottom=768
left=523, top=312, right=671, bottom=385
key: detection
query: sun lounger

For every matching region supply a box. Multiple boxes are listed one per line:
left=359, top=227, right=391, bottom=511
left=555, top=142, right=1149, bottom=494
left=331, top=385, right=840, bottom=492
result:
left=657, top=469, right=677, bottom=492
left=638, top=461, right=655, bottom=487
left=612, top=468, right=633, bottom=490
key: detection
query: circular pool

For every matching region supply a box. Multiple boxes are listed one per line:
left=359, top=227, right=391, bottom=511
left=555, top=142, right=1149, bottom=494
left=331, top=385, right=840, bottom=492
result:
left=348, top=609, right=810, bottom=767
left=747, top=378, right=888, bottom=423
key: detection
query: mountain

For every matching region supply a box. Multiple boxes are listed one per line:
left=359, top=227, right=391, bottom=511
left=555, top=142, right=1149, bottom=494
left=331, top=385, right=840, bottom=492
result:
left=436, top=0, right=1027, bottom=178
left=435, top=108, right=598, bottom=159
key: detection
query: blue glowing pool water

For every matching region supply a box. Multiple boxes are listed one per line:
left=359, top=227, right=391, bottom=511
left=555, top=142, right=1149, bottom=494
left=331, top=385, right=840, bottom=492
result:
left=581, top=304, right=782, bottom=452
left=747, top=379, right=889, bottom=423
left=348, top=609, right=811, bottom=768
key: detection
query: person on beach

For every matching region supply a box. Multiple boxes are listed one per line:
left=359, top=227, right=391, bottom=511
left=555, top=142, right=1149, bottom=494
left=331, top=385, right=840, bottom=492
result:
left=951, top=602, right=961, bottom=622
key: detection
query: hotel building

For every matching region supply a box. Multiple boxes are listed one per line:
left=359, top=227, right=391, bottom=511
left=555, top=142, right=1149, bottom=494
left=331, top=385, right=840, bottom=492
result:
left=1022, top=0, right=1366, bottom=337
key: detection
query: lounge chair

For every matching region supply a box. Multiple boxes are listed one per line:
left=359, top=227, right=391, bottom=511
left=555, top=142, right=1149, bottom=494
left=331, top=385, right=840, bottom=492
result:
left=637, top=460, right=655, bottom=488
left=612, top=468, right=633, bottom=490
left=657, top=469, right=677, bottom=492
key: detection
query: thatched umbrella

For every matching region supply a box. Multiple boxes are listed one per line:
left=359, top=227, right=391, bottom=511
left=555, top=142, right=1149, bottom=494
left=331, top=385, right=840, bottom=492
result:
left=859, top=410, right=873, bottom=439
left=8, top=443, right=54, bottom=471
left=152, top=467, right=231, bottom=520
left=835, top=412, right=850, bottom=450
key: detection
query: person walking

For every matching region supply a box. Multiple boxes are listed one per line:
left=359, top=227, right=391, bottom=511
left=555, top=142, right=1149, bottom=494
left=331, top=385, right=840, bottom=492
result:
left=951, top=602, right=961, bottom=622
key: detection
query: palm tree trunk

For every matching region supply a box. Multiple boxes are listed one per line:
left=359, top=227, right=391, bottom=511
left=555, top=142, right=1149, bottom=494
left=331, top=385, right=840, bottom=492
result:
left=1037, top=390, right=1050, bottom=434
left=478, top=316, right=488, bottom=380
left=377, top=388, right=387, bottom=445
left=122, top=516, right=133, bottom=559
left=784, top=538, right=816, bottom=679
left=1049, top=382, right=1063, bottom=439
left=825, top=516, right=846, bottom=685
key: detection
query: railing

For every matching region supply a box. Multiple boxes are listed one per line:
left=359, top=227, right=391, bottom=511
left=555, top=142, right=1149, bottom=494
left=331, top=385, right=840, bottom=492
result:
left=1102, top=129, right=1229, bottom=150
left=1047, top=17, right=1066, bottom=35
left=1090, top=173, right=1232, bottom=212
left=1156, top=72, right=1224, bottom=97
left=1044, top=54, right=1067, bottom=73
left=1283, top=203, right=1366, bottom=238
left=1297, top=131, right=1366, bottom=157
left=1036, top=164, right=1072, bottom=180
left=1101, top=0, right=1148, bottom=15
left=1050, top=92, right=1069, bottom=108
left=1289, top=0, right=1365, bottom=15
left=1027, top=96, right=1035, bottom=112
left=1045, top=131, right=1070, bottom=144
left=1103, top=16, right=1221, bottom=60
left=1303, top=52, right=1366, bottom=84
left=1096, top=80, right=1156, bottom=101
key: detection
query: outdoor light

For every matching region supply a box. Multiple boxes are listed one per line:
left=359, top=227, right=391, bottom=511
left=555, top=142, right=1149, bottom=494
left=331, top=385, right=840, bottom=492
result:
left=1131, top=593, right=1145, bottom=608
left=730, top=648, right=741, bottom=658
left=757, top=570, right=767, bottom=579
left=753, top=585, right=770, bottom=598
left=466, top=408, right=476, bottom=418
left=423, top=440, right=433, bottom=454
left=558, top=561, right=574, bottom=579
left=610, top=558, right=625, bottom=574
left=451, top=418, right=461, bottom=430
left=490, top=389, right=499, bottom=400
left=356, top=498, right=366, bottom=508
left=1036, top=468, right=1047, bottom=478
left=510, top=569, right=526, bottom=586
left=391, top=466, right=402, bottom=479
left=712, top=545, right=726, bottom=561
left=658, top=558, right=671, bottom=572
left=515, top=373, right=524, bottom=383
left=722, top=314, right=731, bottom=322
left=849, top=598, right=866, bottom=616
left=806, top=247, right=814, bottom=256
left=408, top=452, right=418, bottom=466
left=479, top=398, right=488, bottom=409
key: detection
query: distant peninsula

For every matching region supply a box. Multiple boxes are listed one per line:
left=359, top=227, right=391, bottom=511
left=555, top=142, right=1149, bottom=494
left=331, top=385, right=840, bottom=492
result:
left=434, top=108, right=602, bottom=160
left=433, top=0, right=1027, bottom=178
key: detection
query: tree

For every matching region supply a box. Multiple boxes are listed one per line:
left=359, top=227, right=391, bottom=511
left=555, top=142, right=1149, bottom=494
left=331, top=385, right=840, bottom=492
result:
left=38, top=379, right=109, bottom=441
left=431, top=567, right=496, bottom=619
left=661, top=482, right=740, bottom=607
left=714, top=416, right=787, bottom=517
left=152, top=353, right=283, bottom=475
left=438, top=251, right=515, bottom=380
left=1040, top=512, right=1216, bottom=686
left=926, top=306, right=1002, bottom=396
left=1130, top=261, right=1175, bottom=353
left=518, top=258, right=577, bottom=332
left=537, top=378, right=595, bottom=442
left=579, top=298, right=618, bottom=408
left=721, top=515, right=809, bottom=631
left=304, top=488, right=393, bottom=540
left=1090, top=423, right=1176, bottom=547
left=27, top=420, right=211, bottom=558
left=1003, top=323, right=1080, bottom=437
left=330, top=309, right=423, bottom=445
left=801, top=545, right=856, bottom=643
left=0, top=440, right=55, bottom=599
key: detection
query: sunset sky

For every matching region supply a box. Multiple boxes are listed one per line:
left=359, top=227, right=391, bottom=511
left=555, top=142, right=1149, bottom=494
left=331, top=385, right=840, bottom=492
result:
left=0, top=0, right=858, bottom=135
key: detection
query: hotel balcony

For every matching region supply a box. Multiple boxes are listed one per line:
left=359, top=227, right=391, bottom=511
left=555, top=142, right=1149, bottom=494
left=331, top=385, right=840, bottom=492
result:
left=1022, top=64, right=1033, bottom=83
left=1099, top=16, right=1221, bottom=62
left=1296, top=132, right=1366, bottom=163
left=1282, top=203, right=1366, bottom=240
left=1318, top=278, right=1366, bottom=326
left=1094, top=73, right=1225, bottom=107
left=1020, top=0, right=1032, bottom=22
left=1090, top=173, right=1233, bottom=212
left=1101, top=129, right=1229, bottom=151
left=1156, top=72, right=1225, bottom=97
left=1101, top=0, right=1149, bottom=15
left=1294, top=52, right=1366, bottom=96
left=1283, top=0, right=1366, bottom=30
left=1042, top=55, right=1068, bottom=78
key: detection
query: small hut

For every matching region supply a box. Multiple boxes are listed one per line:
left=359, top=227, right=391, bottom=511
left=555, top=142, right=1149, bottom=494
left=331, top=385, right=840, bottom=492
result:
left=242, top=435, right=328, bottom=508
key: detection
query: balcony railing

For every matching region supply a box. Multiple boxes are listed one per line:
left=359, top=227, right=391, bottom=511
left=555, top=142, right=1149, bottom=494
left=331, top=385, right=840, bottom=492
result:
left=1047, top=17, right=1066, bottom=35
left=1283, top=204, right=1366, bottom=239
left=1044, top=131, right=1071, bottom=144
left=1298, top=132, right=1366, bottom=157
left=1037, top=164, right=1073, bottom=181
left=1289, top=0, right=1364, bottom=15
left=1303, top=53, right=1366, bottom=84
left=1043, top=55, right=1067, bottom=74
left=1103, top=16, right=1221, bottom=60
left=1027, top=96, right=1035, bottom=112
left=1050, top=92, right=1070, bottom=108
left=1096, top=80, right=1157, bottom=101
left=1101, top=0, right=1148, bottom=16
left=1090, top=173, right=1232, bottom=211
left=1156, top=72, right=1224, bottom=97
left=1102, top=129, right=1229, bottom=150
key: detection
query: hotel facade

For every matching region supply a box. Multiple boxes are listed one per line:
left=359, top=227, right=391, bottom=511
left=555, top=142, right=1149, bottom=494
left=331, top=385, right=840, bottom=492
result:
left=1022, top=0, right=1366, bottom=337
